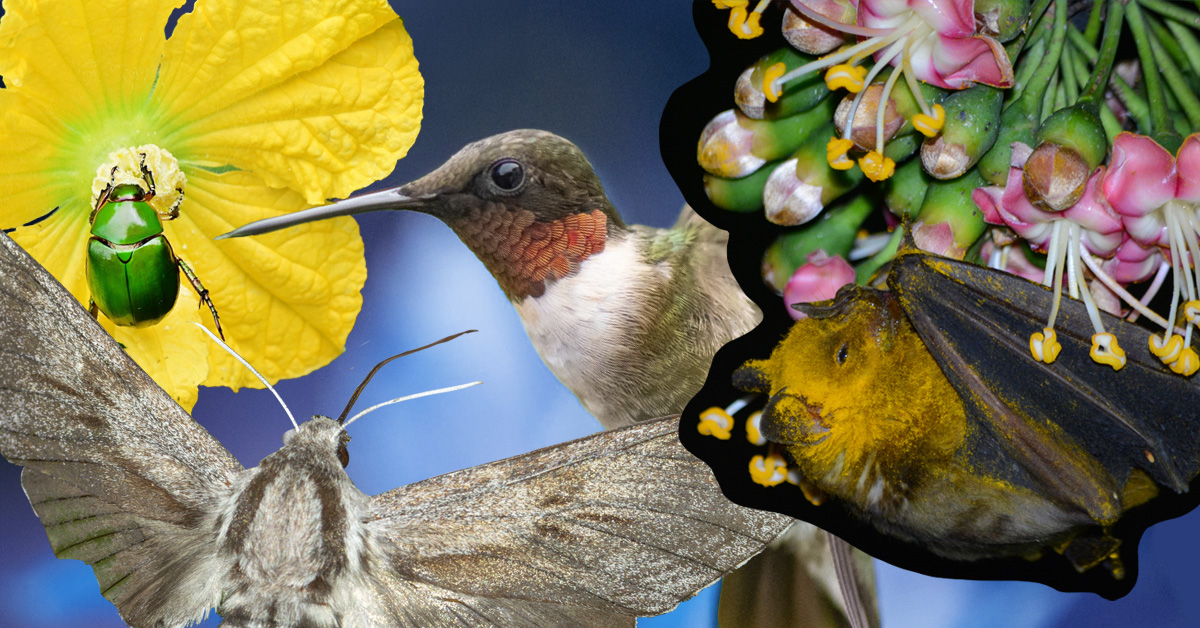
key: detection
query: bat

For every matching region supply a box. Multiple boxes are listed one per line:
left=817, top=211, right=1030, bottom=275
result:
left=0, top=230, right=793, bottom=628
left=685, top=246, right=1200, bottom=597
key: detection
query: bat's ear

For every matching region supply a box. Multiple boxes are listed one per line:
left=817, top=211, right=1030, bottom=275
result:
left=732, top=361, right=771, bottom=393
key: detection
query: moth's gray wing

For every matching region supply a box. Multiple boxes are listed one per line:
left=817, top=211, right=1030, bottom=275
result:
left=0, top=233, right=242, bottom=627
left=362, top=415, right=793, bottom=628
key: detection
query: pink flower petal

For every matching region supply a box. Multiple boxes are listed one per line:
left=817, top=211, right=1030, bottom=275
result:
left=1106, top=237, right=1162, bottom=284
left=858, top=0, right=915, bottom=30
left=913, top=220, right=962, bottom=258
left=1176, top=133, right=1200, bottom=202
left=784, top=251, right=856, bottom=320
left=1103, top=132, right=1178, bottom=217
left=908, top=0, right=976, bottom=37
left=924, top=33, right=1014, bottom=89
left=1063, top=168, right=1123, bottom=257
left=994, top=166, right=1055, bottom=249
left=973, top=185, right=1006, bottom=225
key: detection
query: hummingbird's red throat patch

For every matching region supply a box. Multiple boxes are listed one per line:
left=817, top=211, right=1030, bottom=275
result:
left=454, top=208, right=608, bottom=299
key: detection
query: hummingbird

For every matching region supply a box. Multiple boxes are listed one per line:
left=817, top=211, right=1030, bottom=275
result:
left=221, top=129, right=759, bottom=429
left=219, top=129, right=878, bottom=628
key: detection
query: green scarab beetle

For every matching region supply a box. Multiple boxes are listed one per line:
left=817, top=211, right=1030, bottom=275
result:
left=85, top=148, right=223, bottom=338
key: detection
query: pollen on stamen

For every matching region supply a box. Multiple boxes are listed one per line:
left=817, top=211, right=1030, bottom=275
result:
left=1090, top=333, right=1127, bottom=371
left=1030, top=327, right=1062, bottom=363
left=827, top=137, right=856, bottom=170
left=763, top=62, right=786, bottom=103
left=91, top=145, right=186, bottom=217
left=912, top=103, right=946, bottom=137
left=698, top=406, right=735, bottom=440
left=750, top=451, right=789, bottom=487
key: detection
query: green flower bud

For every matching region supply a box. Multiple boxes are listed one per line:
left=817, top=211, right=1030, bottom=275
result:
left=764, top=125, right=866, bottom=225
left=915, top=168, right=988, bottom=257
left=884, top=158, right=932, bottom=219
left=737, top=47, right=834, bottom=120
left=698, top=97, right=837, bottom=177
left=704, top=161, right=780, bottom=212
left=977, top=101, right=1038, bottom=186
left=920, top=85, right=1003, bottom=179
left=1035, top=102, right=1108, bottom=171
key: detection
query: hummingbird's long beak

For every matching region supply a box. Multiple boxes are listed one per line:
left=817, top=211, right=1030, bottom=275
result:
left=216, top=187, right=431, bottom=240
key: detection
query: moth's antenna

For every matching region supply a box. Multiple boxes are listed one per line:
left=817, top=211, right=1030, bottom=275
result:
left=342, top=381, right=483, bottom=427
left=337, top=330, right=477, bottom=424
left=190, top=322, right=298, bottom=429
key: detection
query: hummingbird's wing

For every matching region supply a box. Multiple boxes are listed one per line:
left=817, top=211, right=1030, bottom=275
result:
left=0, top=232, right=242, bottom=628
left=365, top=415, right=793, bottom=627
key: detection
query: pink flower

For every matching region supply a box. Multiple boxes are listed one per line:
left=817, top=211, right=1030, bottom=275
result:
left=784, top=251, right=856, bottom=319
left=973, top=143, right=1123, bottom=258
left=1102, top=133, right=1200, bottom=375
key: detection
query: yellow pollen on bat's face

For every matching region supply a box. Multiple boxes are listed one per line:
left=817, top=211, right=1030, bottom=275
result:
left=751, top=288, right=968, bottom=502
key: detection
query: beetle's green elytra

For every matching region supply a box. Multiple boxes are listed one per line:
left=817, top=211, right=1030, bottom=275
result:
left=86, top=148, right=224, bottom=339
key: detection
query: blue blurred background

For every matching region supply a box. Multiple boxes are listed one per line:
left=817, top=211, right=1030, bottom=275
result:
left=2, top=1, right=1200, bottom=627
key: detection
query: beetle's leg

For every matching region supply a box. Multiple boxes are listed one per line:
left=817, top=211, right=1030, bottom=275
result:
left=138, top=151, right=157, bottom=202
left=89, top=167, right=118, bottom=224
left=88, top=298, right=100, bottom=320
left=163, top=187, right=184, bottom=221
left=177, top=257, right=225, bottom=341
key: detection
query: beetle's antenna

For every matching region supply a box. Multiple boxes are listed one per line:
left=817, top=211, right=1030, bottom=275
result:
left=342, top=381, right=483, bottom=428
left=190, top=322, right=298, bottom=429
left=337, top=330, right=477, bottom=424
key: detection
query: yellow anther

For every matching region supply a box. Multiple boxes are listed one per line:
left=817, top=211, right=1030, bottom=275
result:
left=1149, top=333, right=1183, bottom=363
left=713, top=0, right=748, bottom=7
left=1186, top=300, right=1200, bottom=325
left=728, top=7, right=764, bottom=39
left=698, top=407, right=733, bottom=440
left=749, top=453, right=788, bottom=487
left=825, top=64, right=868, bottom=93
left=827, top=137, right=856, bottom=170
left=763, top=62, right=786, bottom=103
left=859, top=151, right=896, bottom=182
left=746, top=411, right=766, bottom=446
left=1170, top=347, right=1199, bottom=376
left=1030, top=327, right=1061, bottom=363
left=911, top=103, right=946, bottom=138
left=1090, top=333, right=1126, bottom=371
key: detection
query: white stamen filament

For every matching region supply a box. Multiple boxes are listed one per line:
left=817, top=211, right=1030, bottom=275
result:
left=1046, top=222, right=1068, bottom=330
left=876, top=62, right=905, bottom=152
left=1081, top=249, right=1178, bottom=333
left=774, top=14, right=922, bottom=94
left=343, top=381, right=483, bottom=427
left=1128, top=260, right=1170, bottom=323
left=1068, top=224, right=1107, bottom=335
left=190, top=322, right=298, bottom=429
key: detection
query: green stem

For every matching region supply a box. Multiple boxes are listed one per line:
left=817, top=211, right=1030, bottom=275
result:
left=1061, top=46, right=1080, bottom=106
left=1166, top=20, right=1200, bottom=82
left=1084, top=0, right=1104, bottom=44
left=1042, top=72, right=1060, bottom=122
left=1147, top=28, right=1200, bottom=128
left=1078, top=0, right=1125, bottom=107
left=1099, top=102, right=1122, bottom=140
left=1008, top=36, right=1048, bottom=106
left=1025, top=0, right=1069, bottom=119
left=1140, top=0, right=1200, bottom=29
left=1147, top=13, right=1192, bottom=72
left=1126, top=0, right=1172, bottom=139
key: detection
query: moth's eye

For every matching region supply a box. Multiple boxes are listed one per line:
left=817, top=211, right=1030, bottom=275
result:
left=282, top=428, right=298, bottom=445
left=489, top=159, right=525, bottom=192
left=337, top=433, right=351, bottom=468
left=836, top=342, right=849, bottom=366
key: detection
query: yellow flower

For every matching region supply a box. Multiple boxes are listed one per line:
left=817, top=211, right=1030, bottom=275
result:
left=0, top=0, right=422, bottom=411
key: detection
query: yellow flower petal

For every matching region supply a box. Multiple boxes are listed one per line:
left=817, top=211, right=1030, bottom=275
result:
left=0, top=104, right=67, bottom=227
left=8, top=204, right=91, bottom=301
left=0, top=0, right=170, bottom=121
left=99, top=290, right=211, bottom=412
left=158, top=0, right=423, bottom=203
left=167, top=169, right=366, bottom=390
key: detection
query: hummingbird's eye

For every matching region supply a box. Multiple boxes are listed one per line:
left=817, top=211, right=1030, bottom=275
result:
left=836, top=342, right=849, bottom=366
left=489, top=159, right=525, bottom=192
